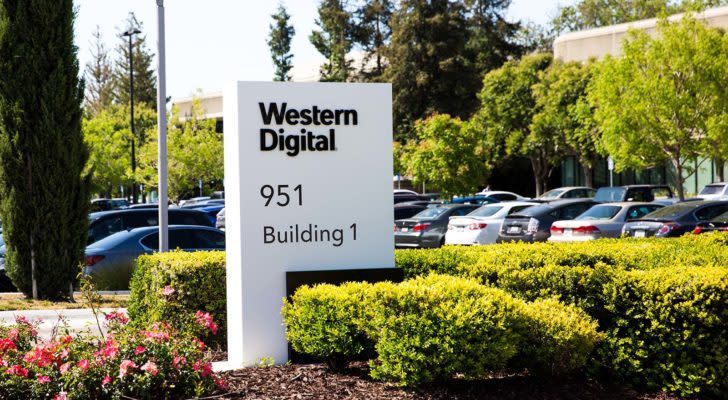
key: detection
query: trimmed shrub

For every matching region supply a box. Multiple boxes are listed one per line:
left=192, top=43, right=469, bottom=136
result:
left=283, top=274, right=602, bottom=386
left=128, top=251, right=226, bottom=347
left=602, top=267, right=728, bottom=397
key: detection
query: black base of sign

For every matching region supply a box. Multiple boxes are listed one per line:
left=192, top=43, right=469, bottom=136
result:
left=285, top=267, right=404, bottom=363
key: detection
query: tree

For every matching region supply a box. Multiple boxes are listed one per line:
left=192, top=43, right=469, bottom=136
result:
left=402, top=115, right=487, bottom=196
left=268, top=4, right=295, bottom=81
left=588, top=16, right=728, bottom=200
left=84, top=26, right=114, bottom=117
left=471, top=53, right=556, bottom=195
left=0, top=0, right=91, bottom=299
left=83, top=104, right=157, bottom=198
left=310, top=0, right=354, bottom=82
left=463, top=0, right=522, bottom=76
left=385, top=0, right=474, bottom=140
left=353, top=0, right=394, bottom=80
left=138, top=96, right=223, bottom=202
left=112, top=13, right=157, bottom=109
left=532, top=61, right=601, bottom=187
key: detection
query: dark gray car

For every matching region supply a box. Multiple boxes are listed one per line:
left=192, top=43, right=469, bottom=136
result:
left=622, top=201, right=728, bottom=238
left=88, top=209, right=213, bottom=245
left=84, top=225, right=226, bottom=290
left=497, top=199, right=596, bottom=243
left=395, top=204, right=480, bottom=248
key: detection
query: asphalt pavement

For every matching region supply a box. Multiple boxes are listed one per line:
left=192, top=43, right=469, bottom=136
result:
left=0, top=308, right=126, bottom=339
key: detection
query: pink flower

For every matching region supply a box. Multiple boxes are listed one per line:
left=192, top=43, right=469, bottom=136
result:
left=118, top=359, right=137, bottom=378
left=162, top=285, right=175, bottom=296
left=101, top=375, right=112, bottom=386
left=141, top=361, right=159, bottom=376
left=192, top=337, right=205, bottom=351
left=77, top=359, right=90, bottom=372
left=6, top=364, right=28, bottom=377
left=172, top=355, right=187, bottom=369
left=193, top=360, right=213, bottom=377
left=53, top=393, right=67, bottom=400
left=214, top=375, right=228, bottom=391
left=60, top=362, right=72, bottom=375
left=6, top=329, right=18, bottom=342
left=134, top=346, right=145, bottom=355
left=195, top=311, right=218, bottom=335
left=60, top=335, right=72, bottom=344
left=0, top=338, right=16, bottom=353
left=37, top=375, right=52, bottom=384
left=104, top=311, right=129, bottom=325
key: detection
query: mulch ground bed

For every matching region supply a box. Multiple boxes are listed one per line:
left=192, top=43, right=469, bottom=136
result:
left=217, top=361, right=681, bottom=400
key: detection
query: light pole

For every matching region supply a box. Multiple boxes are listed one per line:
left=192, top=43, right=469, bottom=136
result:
left=122, top=27, right=141, bottom=204
left=157, top=0, right=169, bottom=252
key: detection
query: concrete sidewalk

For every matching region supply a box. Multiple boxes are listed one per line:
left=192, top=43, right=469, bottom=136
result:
left=0, top=308, right=126, bottom=339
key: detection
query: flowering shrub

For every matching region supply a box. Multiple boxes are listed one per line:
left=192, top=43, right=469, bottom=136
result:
left=0, top=311, right=226, bottom=399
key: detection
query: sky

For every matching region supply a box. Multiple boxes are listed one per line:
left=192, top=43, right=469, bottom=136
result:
left=74, top=0, right=572, bottom=102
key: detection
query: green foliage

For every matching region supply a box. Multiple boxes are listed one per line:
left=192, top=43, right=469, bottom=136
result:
left=268, top=4, right=295, bottom=82
left=0, top=0, right=92, bottom=299
left=138, top=96, right=223, bottom=202
left=551, top=0, right=671, bottom=34
left=310, top=0, right=355, bottom=82
left=352, top=0, right=393, bottom=80
left=83, top=103, right=157, bottom=197
left=401, top=114, right=487, bottom=196
left=588, top=16, right=728, bottom=199
left=284, top=274, right=601, bottom=386
left=112, top=13, right=157, bottom=109
left=394, top=233, right=728, bottom=395
left=128, top=251, right=227, bottom=347
left=84, top=26, right=114, bottom=117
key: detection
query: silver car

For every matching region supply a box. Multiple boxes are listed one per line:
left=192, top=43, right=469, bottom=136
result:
left=84, top=225, right=225, bottom=290
left=549, top=202, right=663, bottom=242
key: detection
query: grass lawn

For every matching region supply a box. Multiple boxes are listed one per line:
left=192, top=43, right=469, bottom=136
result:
left=0, top=293, right=129, bottom=311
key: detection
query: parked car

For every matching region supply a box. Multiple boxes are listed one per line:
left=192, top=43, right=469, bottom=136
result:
left=127, top=203, right=159, bottom=209
left=395, top=204, right=480, bottom=248
left=394, top=203, right=428, bottom=220
left=393, top=189, right=418, bottom=195
left=549, top=202, right=663, bottom=242
left=88, top=209, right=214, bottom=245
left=697, top=182, right=728, bottom=201
left=394, top=193, right=427, bottom=204
left=693, top=210, right=728, bottom=233
left=622, top=201, right=728, bottom=238
left=182, top=199, right=225, bottom=209
left=536, top=186, right=596, bottom=202
left=211, top=191, right=225, bottom=199
left=445, top=201, right=538, bottom=245
left=84, top=225, right=225, bottom=290
left=179, top=196, right=210, bottom=207
left=476, top=190, right=530, bottom=201
left=90, top=198, right=129, bottom=212
left=197, top=204, right=225, bottom=225
left=497, top=199, right=596, bottom=243
left=216, top=208, right=225, bottom=230
left=594, top=185, right=674, bottom=203
left=450, top=195, right=499, bottom=205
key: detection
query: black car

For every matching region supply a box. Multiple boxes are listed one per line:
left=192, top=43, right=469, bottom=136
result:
left=594, top=185, right=674, bottom=203
left=497, top=199, right=596, bottom=243
left=395, top=204, right=480, bottom=248
left=394, top=193, right=428, bottom=204
left=394, top=203, right=427, bottom=220
left=622, top=201, right=728, bottom=238
left=90, top=198, right=130, bottom=212
left=88, top=208, right=214, bottom=245
left=694, top=210, right=728, bottom=234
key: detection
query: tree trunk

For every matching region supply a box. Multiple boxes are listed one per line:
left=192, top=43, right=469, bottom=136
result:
left=583, top=165, right=594, bottom=188
left=716, top=158, right=725, bottom=182
left=531, top=157, right=547, bottom=196
left=672, top=158, right=685, bottom=201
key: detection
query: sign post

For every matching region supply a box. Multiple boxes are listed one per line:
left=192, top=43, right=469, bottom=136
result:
left=607, top=156, right=614, bottom=187
left=224, top=82, right=395, bottom=367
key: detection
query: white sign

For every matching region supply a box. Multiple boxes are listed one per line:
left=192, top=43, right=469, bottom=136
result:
left=607, top=156, right=614, bottom=171
left=223, top=82, right=395, bottom=367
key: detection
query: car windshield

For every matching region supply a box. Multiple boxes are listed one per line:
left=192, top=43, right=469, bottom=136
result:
left=594, top=187, right=626, bottom=202
left=510, top=205, right=550, bottom=217
left=700, top=185, right=725, bottom=195
left=539, top=189, right=564, bottom=199
left=468, top=205, right=503, bottom=218
left=575, top=205, right=621, bottom=220
left=413, top=207, right=449, bottom=219
left=641, top=204, right=697, bottom=220
left=711, top=211, right=728, bottom=222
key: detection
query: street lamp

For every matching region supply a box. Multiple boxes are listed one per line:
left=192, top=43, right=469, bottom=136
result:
left=122, top=27, right=142, bottom=204
left=156, top=0, right=169, bottom=251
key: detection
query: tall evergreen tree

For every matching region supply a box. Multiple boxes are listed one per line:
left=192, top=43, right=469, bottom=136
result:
left=310, top=0, right=354, bottom=82
left=0, top=0, right=91, bottom=299
left=353, top=0, right=394, bottom=80
left=84, top=26, right=114, bottom=117
left=384, top=0, right=474, bottom=140
left=268, top=4, right=295, bottom=81
left=463, top=0, right=522, bottom=76
left=112, top=13, right=157, bottom=109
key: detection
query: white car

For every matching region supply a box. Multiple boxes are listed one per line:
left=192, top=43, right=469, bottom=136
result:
left=393, top=189, right=418, bottom=195
left=537, top=186, right=596, bottom=201
left=548, top=202, right=663, bottom=242
left=476, top=190, right=530, bottom=201
left=445, top=202, right=538, bottom=245
left=697, top=182, right=728, bottom=201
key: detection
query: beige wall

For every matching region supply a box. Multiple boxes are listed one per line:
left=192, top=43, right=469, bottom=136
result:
left=554, top=6, right=728, bottom=62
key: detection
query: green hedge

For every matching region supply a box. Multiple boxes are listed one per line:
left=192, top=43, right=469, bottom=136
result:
left=128, top=251, right=227, bottom=347
left=394, top=234, right=728, bottom=396
left=283, top=274, right=602, bottom=386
